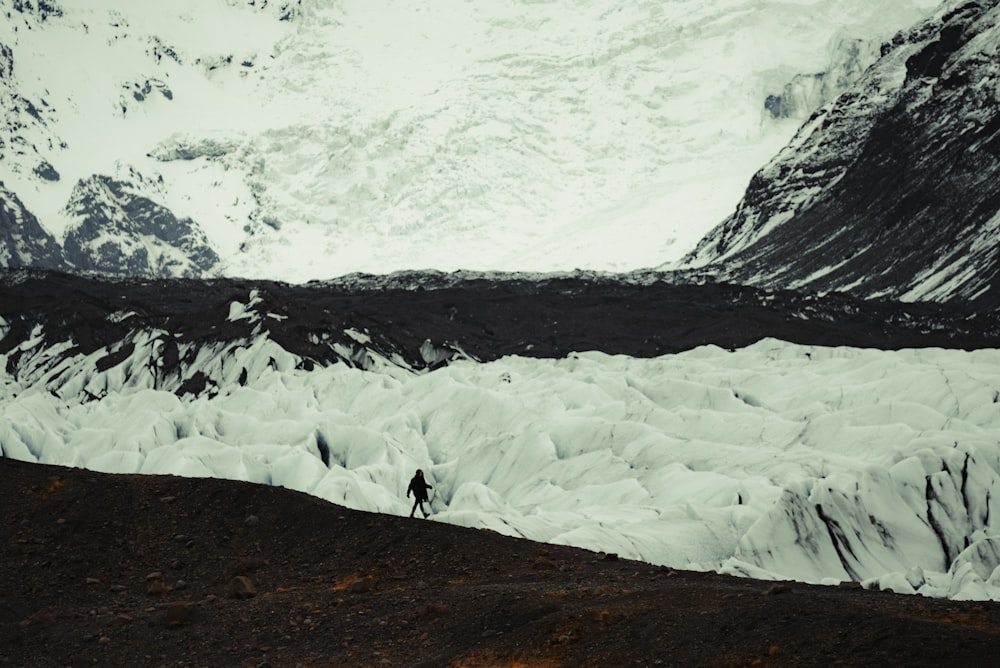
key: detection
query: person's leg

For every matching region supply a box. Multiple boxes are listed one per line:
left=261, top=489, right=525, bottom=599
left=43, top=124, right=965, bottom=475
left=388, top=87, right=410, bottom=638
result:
left=410, top=498, right=419, bottom=517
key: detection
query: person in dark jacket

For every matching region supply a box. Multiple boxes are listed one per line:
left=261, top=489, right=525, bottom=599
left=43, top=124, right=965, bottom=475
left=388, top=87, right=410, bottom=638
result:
left=407, top=469, right=433, bottom=518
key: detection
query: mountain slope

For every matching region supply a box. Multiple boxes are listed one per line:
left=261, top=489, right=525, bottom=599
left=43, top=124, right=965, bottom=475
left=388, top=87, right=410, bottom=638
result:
left=61, top=175, right=219, bottom=277
left=682, top=0, right=1000, bottom=308
left=0, top=184, right=64, bottom=270
left=0, top=0, right=937, bottom=280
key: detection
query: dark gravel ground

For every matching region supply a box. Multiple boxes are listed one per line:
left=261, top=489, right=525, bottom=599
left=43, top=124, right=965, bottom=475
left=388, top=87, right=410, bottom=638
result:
left=3, top=457, right=1000, bottom=668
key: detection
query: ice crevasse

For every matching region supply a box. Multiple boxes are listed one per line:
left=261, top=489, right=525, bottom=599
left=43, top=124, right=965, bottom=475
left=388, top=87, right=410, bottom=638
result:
left=2, top=335, right=1000, bottom=601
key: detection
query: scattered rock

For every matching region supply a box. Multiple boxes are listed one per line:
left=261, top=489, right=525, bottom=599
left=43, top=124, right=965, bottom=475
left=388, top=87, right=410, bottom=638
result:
left=147, top=581, right=174, bottom=597
left=33, top=161, right=59, bottom=181
left=226, top=576, right=257, bottom=600
left=163, top=602, right=198, bottom=627
left=417, top=603, right=451, bottom=621
left=534, top=556, right=559, bottom=570
left=349, top=576, right=377, bottom=593
left=766, top=584, right=792, bottom=596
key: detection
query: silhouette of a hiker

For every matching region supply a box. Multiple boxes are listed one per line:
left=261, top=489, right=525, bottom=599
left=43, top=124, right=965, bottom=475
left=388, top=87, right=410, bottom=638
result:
left=407, top=469, right=433, bottom=518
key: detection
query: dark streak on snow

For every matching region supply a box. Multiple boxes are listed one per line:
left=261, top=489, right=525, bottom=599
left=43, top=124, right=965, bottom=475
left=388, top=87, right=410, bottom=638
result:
left=816, top=503, right=862, bottom=582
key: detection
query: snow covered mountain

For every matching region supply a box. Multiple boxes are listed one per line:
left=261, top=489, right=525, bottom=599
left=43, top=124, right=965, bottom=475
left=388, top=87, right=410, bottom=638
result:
left=682, top=0, right=1000, bottom=308
left=0, top=0, right=938, bottom=281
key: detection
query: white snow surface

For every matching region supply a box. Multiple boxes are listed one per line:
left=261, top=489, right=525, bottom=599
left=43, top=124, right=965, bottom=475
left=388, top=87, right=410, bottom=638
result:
left=0, top=0, right=939, bottom=282
left=4, top=336, right=1000, bottom=601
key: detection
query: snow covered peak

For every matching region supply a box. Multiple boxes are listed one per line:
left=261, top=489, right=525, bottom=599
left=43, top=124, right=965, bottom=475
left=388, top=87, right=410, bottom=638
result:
left=0, top=0, right=937, bottom=280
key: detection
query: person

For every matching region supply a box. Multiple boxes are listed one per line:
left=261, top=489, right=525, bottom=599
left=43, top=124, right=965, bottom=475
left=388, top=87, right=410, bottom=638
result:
left=407, top=469, right=433, bottom=518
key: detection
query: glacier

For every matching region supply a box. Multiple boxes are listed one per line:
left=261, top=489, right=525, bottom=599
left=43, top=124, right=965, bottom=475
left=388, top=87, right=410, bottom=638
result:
left=3, top=287, right=1000, bottom=601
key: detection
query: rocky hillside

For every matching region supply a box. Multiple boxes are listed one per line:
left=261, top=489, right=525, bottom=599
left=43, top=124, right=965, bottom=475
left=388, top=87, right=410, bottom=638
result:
left=0, top=184, right=63, bottom=270
left=5, top=455, right=999, bottom=667
left=683, top=0, right=1000, bottom=308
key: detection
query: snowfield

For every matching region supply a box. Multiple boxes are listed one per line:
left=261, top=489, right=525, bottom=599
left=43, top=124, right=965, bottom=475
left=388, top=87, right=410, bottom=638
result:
left=1, top=0, right=939, bottom=281
left=3, top=330, right=999, bottom=601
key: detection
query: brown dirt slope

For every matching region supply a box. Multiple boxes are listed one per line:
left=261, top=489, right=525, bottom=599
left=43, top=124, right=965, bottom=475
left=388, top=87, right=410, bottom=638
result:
left=2, top=457, right=999, bottom=667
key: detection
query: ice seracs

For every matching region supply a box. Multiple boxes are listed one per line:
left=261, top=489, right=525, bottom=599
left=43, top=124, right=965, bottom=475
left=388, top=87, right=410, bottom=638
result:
left=3, top=320, right=1000, bottom=601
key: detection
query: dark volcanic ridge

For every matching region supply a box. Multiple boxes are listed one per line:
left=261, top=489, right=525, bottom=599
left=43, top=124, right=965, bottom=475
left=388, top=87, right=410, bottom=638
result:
left=2, top=268, right=997, bottom=399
